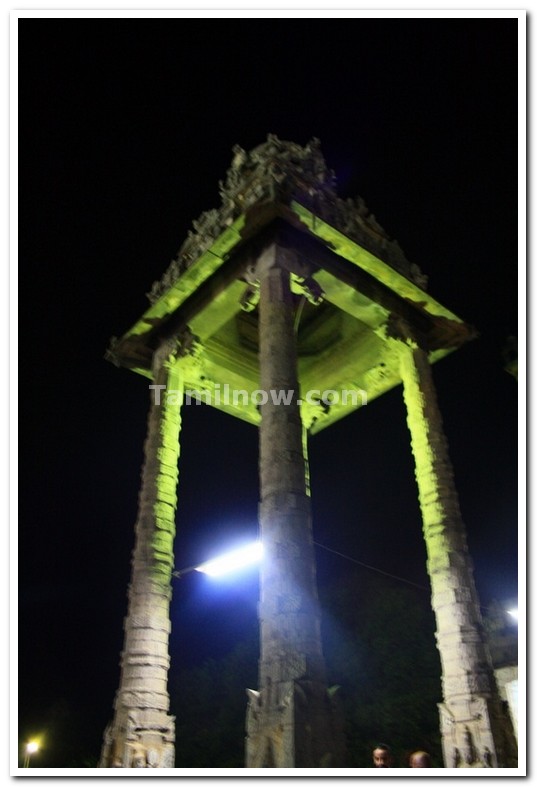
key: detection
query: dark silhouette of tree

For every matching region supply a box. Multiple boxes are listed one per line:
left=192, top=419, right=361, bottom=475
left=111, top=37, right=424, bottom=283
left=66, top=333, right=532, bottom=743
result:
left=320, top=568, right=443, bottom=767
left=169, top=567, right=443, bottom=767
left=170, top=636, right=259, bottom=767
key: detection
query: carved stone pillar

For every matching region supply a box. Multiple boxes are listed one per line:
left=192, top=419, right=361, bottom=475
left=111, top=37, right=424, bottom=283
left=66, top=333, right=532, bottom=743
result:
left=245, top=244, right=345, bottom=768
left=390, top=319, right=517, bottom=768
left=99, top=336, right=188, bottom=768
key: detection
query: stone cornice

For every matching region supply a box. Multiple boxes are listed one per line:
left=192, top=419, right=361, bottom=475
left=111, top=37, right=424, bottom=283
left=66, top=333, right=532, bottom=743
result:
left=145, top=135, right=427, bottom=305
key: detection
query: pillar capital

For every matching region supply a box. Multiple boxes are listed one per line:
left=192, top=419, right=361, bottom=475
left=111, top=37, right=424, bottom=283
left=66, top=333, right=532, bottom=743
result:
left=151, top=328, right=201, bottom=377
left=384, top=313, right=429, bottom=351
left=240, top=243, right=323, bottom=313
left=251, top=242, right=301, bottom=279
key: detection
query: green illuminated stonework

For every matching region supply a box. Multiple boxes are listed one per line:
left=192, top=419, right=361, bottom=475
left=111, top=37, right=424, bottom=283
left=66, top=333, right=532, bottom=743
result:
left=100, top=342, right=185, bottom=768
left=102, top=136, right=516, bottom=768
left=393, top=324, right=517, bottom=767
left=107, top=137, right=469, bottom=435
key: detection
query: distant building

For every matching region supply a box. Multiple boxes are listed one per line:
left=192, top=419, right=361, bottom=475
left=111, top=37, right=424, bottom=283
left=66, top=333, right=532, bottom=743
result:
left=485, top=600, right=519, bottom=739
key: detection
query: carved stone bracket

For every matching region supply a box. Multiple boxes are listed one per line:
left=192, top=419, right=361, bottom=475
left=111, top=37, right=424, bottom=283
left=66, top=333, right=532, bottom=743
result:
left=249, top=244, right=323, bottom=302
left=151, top=328, right=202, bottom=377
left=292, top=275, right=324, bottom=305
left=104, top=335, right=121, bottom=367
left=240, top=284, right=260, bottom=312
left=383, top=313, right=432, bottom=354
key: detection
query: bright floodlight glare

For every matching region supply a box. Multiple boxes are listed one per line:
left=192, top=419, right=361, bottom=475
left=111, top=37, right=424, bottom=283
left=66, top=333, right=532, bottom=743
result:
left=195, top=541, right=263, bottom=577
left=26, top=742, right=39, bottom=754
left=507, top=608, right=518, bottom=622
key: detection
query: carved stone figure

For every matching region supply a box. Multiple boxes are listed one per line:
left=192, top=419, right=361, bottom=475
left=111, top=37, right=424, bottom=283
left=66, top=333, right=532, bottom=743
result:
left=160, top=746, right=175, bottom=768
left=147, top=748, right=159, bottom=767
left=463, top=726, right=476, bottom=765
left=132, top=750, right=146, bottom=767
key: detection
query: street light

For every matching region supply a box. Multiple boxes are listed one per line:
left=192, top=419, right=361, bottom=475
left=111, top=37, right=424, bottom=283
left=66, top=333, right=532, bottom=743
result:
left=173, top=541, right=263, bottom=579
left=23, top=741, right=39, bottom=768
left=507, top=608, right=518, bottom=623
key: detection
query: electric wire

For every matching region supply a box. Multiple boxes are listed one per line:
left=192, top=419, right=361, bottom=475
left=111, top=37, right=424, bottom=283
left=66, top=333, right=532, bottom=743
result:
left=313, top=540, right=429, bottom=591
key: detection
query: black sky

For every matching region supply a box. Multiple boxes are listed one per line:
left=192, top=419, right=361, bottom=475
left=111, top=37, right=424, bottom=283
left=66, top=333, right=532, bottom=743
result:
left=17, top=16, right=520, bottom=767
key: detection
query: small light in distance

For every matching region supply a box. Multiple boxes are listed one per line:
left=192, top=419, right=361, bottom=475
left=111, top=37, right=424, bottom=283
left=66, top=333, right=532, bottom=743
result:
left=507, top=608, right=518, bottom=623
left=26, top=742, right=39, bottom=754
left=195, top=541, right=263, bottom=577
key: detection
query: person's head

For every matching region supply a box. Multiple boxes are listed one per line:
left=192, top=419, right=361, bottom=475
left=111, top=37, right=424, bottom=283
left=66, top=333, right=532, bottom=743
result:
left=373, top=744, right=393, bottom=768
left=409, top=750, right=431, bottom=768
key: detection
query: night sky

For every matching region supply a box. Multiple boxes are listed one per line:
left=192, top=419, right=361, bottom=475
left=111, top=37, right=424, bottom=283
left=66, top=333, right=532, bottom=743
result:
left=17, top=15, right=520, bottom=771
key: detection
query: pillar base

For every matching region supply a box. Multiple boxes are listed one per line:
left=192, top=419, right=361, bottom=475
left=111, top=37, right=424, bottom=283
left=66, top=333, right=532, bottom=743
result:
left=245, top=680, right=345, bottom=768
left=100, top=706, right=175, bottom=768
left=439, top=695, right=517, bottom=768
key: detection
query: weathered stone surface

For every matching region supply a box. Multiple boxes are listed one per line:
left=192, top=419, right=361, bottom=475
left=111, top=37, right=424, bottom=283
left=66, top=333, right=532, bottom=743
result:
left=246, top=679, right=345, bottom=768
left=99, top=344, right=186, bottom=768
left=245, top=249, right=345, bottom=767
left=394, top=326, right=517, bottom=767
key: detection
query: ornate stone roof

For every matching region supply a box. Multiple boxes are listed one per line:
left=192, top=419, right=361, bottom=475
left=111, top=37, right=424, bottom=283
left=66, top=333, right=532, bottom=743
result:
left=146, top=135, right=427, bottom=305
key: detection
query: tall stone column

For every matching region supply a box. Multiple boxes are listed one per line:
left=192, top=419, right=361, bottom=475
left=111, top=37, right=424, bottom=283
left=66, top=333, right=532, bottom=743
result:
left=245, top=244, right=345, bottom=768
left=390, top=319, right=517, bottom=768
left=100, top=336, right=186, bottom=768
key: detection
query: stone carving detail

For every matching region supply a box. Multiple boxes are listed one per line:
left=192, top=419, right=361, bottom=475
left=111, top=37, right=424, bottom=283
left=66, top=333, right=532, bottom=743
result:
left=463, top=726, right=477, bottom=765
left=145, top=135, right=426, bottom=305
left=146, top=748, right=159, bottom=767
left=99, top=710, right=176, bottom=767
left=245, top=681, right=344, bottom=768
left=152, top=327, right=202, bottom=374
left=100, top=722, right=114, bottom=767
left=245, top=688, right=262, bottom=733
left=104, top=335, right=121, bottom=367
left=160, top=745, right=175, bottom=767
left=126, top=711, right=139, bottom=740
left=293, top=275, right=324, bottom=305
left=239, top=284, right=260, bottom=312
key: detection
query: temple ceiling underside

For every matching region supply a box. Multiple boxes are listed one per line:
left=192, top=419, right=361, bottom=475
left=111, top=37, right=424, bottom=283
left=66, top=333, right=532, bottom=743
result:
left=107, top=138, right=474, bottom=434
